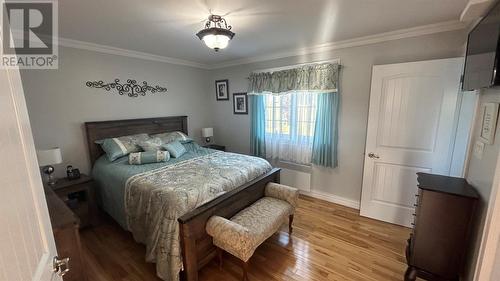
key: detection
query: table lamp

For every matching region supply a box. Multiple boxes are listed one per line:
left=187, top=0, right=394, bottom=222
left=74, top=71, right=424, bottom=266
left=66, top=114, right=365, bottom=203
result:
left=202, top=127, right=214, bottom=144
left=37, top=148, right=62, bottom=186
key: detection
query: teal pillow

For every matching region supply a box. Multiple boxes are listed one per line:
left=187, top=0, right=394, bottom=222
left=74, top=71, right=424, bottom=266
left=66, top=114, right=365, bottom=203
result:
left=97, top=133, right=149, bottom=162
left=128, top=150, right=170, bottom=165
left=152, top=131, right=192, bottom=144
left=138, top=137, right=164, bottom=151
left=162, top=141, right=187, bottom=158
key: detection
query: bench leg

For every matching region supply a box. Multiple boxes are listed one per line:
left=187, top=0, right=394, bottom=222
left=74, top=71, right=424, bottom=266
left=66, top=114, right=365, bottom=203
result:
left=289, top=214, right=294, bottom=234
left=241, top=260, right=249, bottom=281
left=216, top=247, right=223, bottom=269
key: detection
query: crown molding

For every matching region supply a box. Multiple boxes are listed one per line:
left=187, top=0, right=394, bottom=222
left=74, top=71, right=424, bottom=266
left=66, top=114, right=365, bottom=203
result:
left=57, top=37, right=211, bottom=69
left=54, top=20, right=467, bottom=70
left=460, top=0, right=494, bottom=21
left=210, top=20, right=468, bottom=69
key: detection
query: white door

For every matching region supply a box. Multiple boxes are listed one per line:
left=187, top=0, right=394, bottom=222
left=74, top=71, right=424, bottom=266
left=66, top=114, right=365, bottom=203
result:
left=360, top=58, right=464, bottom=227
left=0, top=35, right=62, bottom=280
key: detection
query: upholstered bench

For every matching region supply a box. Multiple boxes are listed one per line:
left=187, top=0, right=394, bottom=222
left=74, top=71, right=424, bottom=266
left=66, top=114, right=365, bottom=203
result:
left=206, top=182, right=299, bottom=280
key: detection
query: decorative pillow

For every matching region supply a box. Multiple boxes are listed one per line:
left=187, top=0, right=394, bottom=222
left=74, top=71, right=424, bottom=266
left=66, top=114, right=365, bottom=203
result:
left=96, top=133, right=149, bottom=162
left=128, top=150, right=170, bottom=165
left=152, top=131, right=191, bottom=144
left=138, top=137, right=164, bottom=151
left=162, top=141, right=187, bottom=158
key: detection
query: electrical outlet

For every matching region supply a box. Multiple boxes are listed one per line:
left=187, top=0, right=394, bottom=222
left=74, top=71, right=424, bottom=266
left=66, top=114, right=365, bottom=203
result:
left=473, top=141, right=485, bottom=159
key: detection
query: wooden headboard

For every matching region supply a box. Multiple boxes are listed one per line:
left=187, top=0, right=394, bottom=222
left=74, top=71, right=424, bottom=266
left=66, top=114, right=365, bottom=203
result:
left=84, top=116, right=188, bottom=165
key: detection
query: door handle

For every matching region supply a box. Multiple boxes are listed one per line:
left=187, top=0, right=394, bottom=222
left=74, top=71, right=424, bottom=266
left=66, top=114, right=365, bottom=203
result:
left=367, top=152, right=380, bottom=159
left=53, top=256, right=70, bottom=277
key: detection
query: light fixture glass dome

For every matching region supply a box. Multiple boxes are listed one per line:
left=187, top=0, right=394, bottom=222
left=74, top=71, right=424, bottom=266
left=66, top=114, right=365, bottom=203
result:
left=202, top=34, right=230, bottom=50
left=196, top=15, right=235, bottom=51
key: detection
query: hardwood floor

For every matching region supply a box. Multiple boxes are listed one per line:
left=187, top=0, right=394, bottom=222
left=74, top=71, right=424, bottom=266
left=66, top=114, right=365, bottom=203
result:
left=80, top=195, right=411, bottom=281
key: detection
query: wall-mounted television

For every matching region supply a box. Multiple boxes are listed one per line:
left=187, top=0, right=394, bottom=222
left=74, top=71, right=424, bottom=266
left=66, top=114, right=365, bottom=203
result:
left=462, top=1, right=500, bottom=91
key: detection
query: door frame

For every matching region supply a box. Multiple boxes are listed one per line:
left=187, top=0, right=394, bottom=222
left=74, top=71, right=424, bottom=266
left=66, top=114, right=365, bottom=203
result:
left=450, top=90, right=479, bottom=177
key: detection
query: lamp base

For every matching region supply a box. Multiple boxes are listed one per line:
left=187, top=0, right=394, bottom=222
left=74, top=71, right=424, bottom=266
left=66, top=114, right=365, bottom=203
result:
left=205, top=137, right=211, bottom=144
left=43, top=165, right=57, bottom=186
left=47, top=176, right=57, bottom=186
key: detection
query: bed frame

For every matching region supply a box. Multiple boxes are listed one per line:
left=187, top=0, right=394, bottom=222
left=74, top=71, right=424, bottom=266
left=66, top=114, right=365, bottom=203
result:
left=84, top=116, right=280, bottom=281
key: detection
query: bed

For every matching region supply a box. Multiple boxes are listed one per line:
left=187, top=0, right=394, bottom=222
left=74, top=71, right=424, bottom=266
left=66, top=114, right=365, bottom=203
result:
left=84, top=116, right=280, bottom=281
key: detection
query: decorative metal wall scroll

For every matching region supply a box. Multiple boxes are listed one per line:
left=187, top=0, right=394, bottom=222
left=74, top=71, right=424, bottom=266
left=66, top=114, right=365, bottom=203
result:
left=85, top=79, right=167, bottom=98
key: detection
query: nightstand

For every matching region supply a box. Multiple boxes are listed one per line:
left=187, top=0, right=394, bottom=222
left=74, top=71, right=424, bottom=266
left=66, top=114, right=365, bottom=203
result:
left=49, top=174, right=98, bottom=228
left=203, top=144, right=226, bottom=151
left=44, top=186, right=87, bottom=281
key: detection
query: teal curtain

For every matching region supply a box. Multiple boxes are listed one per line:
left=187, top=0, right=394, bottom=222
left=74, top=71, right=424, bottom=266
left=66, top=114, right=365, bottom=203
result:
left=311, top=93, right=339, bottom=168
left=250, top=95, right=266, bottom=158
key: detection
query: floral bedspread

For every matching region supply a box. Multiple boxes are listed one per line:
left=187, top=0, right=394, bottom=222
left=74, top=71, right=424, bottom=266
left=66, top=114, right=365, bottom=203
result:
left=124, top=151, right=272, bottom=281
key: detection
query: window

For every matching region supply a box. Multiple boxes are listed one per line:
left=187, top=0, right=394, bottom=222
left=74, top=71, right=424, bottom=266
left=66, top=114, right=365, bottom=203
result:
left=263, top=92, right=318, bottom=165
left=249, top=62, right=340, bottom=168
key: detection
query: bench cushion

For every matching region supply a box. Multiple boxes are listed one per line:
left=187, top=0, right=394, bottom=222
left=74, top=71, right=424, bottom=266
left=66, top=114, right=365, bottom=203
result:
left=265, top=182, right=299, bottom=208
left=232, top=197, right=293, bottom=243
left=207, top=197, right=293, bottom=262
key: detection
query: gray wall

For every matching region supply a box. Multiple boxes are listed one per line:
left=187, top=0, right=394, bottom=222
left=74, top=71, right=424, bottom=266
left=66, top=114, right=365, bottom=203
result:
left=208, top=29, right=467, bottom=203
left=21, top=46, right=212, bottom=177
left=464, top=88, right=500, bottom=280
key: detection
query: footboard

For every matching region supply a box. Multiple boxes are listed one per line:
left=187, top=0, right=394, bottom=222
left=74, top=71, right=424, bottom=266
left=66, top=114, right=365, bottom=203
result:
left=178, top=168, right=281, bottom=281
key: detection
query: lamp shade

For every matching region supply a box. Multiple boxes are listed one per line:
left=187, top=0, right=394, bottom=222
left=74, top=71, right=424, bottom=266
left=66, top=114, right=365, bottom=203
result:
left=202, top=127, right=214, bottom=138
left=37, top=148, right=62, bottom=166
left=201, top=33, right=231, bottom=50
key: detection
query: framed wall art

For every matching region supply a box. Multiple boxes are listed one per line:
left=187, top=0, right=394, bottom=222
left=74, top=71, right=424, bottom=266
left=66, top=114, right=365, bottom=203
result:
left=215, top=79, right=229, bottom=100
left=233, top=93, right=248, bottom=114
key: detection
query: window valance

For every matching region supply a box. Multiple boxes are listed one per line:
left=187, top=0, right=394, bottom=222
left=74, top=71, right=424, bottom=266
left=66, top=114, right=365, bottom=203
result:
left=248, top=63, right=340, bottom=95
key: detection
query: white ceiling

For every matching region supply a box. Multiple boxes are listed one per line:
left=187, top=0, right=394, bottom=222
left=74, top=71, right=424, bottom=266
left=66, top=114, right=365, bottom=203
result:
left=58, top=0, right=469, bottom=66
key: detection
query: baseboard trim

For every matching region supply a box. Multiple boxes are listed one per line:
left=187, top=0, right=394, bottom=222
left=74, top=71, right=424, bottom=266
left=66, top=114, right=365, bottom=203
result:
left=300, top=190, right=360, bottom=210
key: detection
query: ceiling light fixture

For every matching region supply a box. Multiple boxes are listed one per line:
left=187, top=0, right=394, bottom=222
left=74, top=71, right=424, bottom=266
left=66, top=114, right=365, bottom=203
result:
left=196, top=14, right=235, bottom=52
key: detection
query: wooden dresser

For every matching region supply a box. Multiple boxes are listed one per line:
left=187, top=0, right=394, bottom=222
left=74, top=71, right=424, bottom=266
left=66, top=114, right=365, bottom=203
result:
left=405, top=173, right=479, bottom=281
left=45, top=185, right=87, bottom=281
